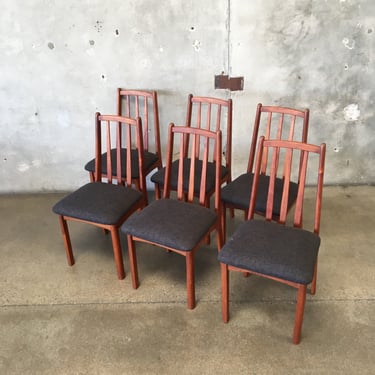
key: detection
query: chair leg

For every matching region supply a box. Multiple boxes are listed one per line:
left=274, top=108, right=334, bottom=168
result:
left=293, top=284, right=307, bottom=344
left=310, top=259, right=318, bottom=295
left=89, top=171, right=95, bottom=182
left=58, top=216, right=74, bottom=266
left=154, top=183, right=161, bottom=200
left=221, top=203, right=227, bottom=244
left=186, top=252, right=196, bottom=309
left=221, top=263, right=229, bottom=323
left=127, top=235, right=140, bottom=289
left=110, top=228, right=125, bottom=280
left=229, top=207, right=235, bottom=219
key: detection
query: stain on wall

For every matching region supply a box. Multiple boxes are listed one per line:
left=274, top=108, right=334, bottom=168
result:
left=0, top=0, right=374, bottom=192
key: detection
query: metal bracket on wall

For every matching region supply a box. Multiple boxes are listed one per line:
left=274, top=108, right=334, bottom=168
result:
left=214, top=74, right=244, bottom=91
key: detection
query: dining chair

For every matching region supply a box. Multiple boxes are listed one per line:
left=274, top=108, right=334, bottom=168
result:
left=220, top=103, right=309, bottom=241
left=85, top=89, right=162, bottom=204
left=151, top=94, right=232, bottom=208
left=218, top=136, right=326, bottom=344
left=122, top=124, right=224, bottom=309
left=53, top=113, right=147, bottom=280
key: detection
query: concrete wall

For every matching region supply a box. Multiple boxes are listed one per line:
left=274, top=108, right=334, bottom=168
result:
left=0, top=0, right=374, bottom=193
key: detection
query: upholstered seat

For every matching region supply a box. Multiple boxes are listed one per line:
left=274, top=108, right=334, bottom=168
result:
left=153, top=94, right=232, bottom=209
left=123, top=198, right=217, bottom=251
left=218, top=220, right=320, bottom=285
left=219, top=137, right=326, bottom=344
left=151, top=159, right=228, bottom=195
left=220, top=103, right=309, bottom=241
left=85, top=149, right=158, bottom=180
left=122, top=124, right=223, bottom=309
left=221, top=173, right=298, bottom=216
left=53, top=182, right=143, bottom=225
left=52, top=114, right=147, bottom=280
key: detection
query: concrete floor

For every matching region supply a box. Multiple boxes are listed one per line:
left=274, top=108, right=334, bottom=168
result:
left=0, top=185, right=374, bottom=374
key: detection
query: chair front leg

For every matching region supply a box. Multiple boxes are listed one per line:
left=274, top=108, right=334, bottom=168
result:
left=58, top=216, right=74, bottom=266
left=127, top=235, right=140, bottom=289
left=293, top=284, right=307, bottom=344
left=110, top=228, right=125, bottom=280
left=186, top=252, right=196, bottom=309
left=221, top=263, right=229, bottom=323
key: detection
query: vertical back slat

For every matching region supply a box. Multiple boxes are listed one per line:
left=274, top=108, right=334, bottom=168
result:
left=95, top=113, right=102, bottom=182
left=116, top=120, right=122, bottom=185
left=293, top=150, right=309, bottom=228
left=106, top=121, right=113, bottom=184
left=143, top=97, right=149, bottom=150
left=261, top=112, right=272, bottom=173
left=125, top=121, right=132, bottom=187
left=188, top=134, right=197, bottom=202
left=276, top=114, right=283, bottom=139
left=265, top=145, right=279, bottom=220
left=279, top=147, right=293, bottom=223
left=199, top=134, right=209, bottom=205
left=288, top=116, right=296, bottom=140
left=177, top=133, right=185, bottom=201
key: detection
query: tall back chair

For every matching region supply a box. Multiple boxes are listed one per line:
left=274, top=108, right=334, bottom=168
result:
left=151, top=94, right=232, bottom=208
left=85, top=89, right=162, bottom=202
left=53, top=113, right=147, bottom=280
left=218, top=136, right=326, bottom=344
left=122, top=124, right=223, bottom=309
left=221, top=103, right=309, bottom=239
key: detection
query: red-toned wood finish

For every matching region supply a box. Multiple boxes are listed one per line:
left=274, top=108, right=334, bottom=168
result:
left=154, top=94, right=232, bottom=207
left=126, top=124, right=224, bottom=309
left=57, top=114, right=147, bottom=279
left=221, top=103, right=309, bottom=240
left=220, top=137, right=326, bottom=344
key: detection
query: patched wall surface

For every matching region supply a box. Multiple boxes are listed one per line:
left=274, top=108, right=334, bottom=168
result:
left=0, top=0, right=374, bottom=192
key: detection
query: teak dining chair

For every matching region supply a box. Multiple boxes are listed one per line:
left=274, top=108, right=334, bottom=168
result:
left=220, top=103, right=309, bottom=240
left=218, top=136, right=326, bottom=344
left=151, top=94, right=232, bottom=208
left=53, top=113, right=147, bottom=280
left=85, top=89, right=162, bottom=204
left=122, top=124, right=223, bottom=309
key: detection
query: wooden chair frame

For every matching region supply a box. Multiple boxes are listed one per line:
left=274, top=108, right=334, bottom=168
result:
left=55, top=113, right=147, bottom=279
left=221, top=103, right=309, bottom=240
left=220, top=137, right=326, bottom=344
left=125, top=124, right=224, bottom=309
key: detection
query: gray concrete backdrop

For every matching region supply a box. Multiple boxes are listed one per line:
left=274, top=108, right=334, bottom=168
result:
left=1, top=0, right=374, bottom=192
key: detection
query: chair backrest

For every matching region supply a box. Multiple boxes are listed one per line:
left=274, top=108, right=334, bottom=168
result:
left=163, top=124, right=222, bottom=209
left=247, top=104, right=310, bottom=175
left=117, top=88, right=162, bottom=158
left=249, top=137, right=326, bottom=234
left=185, top=94, right=232, bottom=175
left=95, top=112, right=147, bottom=200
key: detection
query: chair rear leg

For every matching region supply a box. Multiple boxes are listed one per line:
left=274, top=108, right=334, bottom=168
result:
left=221, top=203, right=227, bottom=244
left=58, top=216, right=74, bottom=266
left=310, top=259, right=318, bottom=295
left=221, top=263, right=229, bottom=323
left=293, top=284, right=307, bottom=344
left=186, top=252, right=196, bottom=309
left=89, top=171, right=95, bottom=182
left=154, top=183, right=161, bottom=200
left=127, top=235, right=140, bottom=289
left=110, top=228, right=125, bottom=280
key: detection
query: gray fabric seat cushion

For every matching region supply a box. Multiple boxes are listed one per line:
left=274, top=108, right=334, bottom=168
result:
left=52, top=182, right=143, bottom=225
left=121, top=199, right=217, bottom=252
left=150, top=158, right=228, bottom=194
left=84, top=148, right=158, bottom=178
left=218, top=220, right=320, bottom=285
left=221, top=173, right=298, bottom=216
